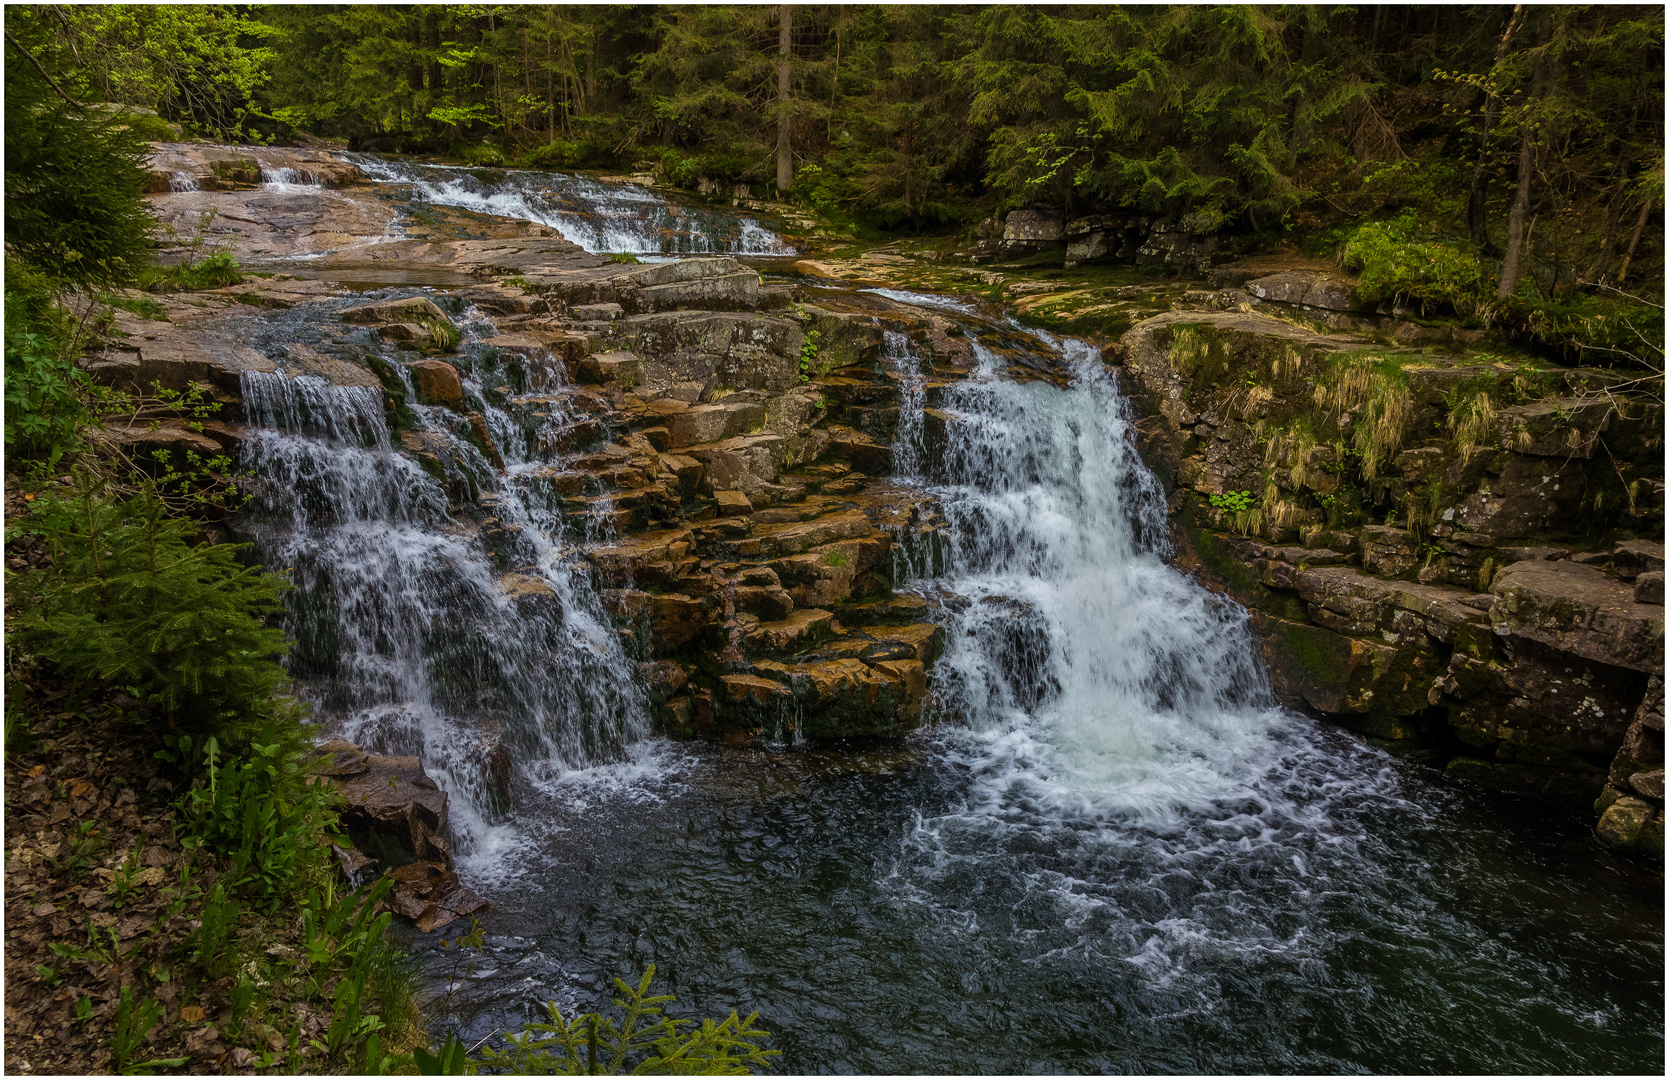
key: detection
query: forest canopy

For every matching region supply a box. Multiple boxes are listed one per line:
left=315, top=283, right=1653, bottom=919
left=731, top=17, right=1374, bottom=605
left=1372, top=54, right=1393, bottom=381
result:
left=5, top=3, right=1663, bottom=316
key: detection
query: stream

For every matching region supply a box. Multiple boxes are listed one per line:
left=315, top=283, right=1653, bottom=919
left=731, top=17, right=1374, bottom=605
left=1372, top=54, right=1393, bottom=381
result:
left=232, top=163, right=1662, bottom=1074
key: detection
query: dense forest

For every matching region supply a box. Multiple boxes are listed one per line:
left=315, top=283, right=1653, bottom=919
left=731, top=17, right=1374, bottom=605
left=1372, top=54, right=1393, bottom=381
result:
left=8, top=3, right=1664, bottom=355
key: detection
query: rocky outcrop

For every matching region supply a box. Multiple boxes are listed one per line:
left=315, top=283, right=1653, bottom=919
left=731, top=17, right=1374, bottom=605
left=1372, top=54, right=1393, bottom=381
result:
left=1116, top=310, right=1665, bottom=856
left=313, top=739, right=489, bottom=932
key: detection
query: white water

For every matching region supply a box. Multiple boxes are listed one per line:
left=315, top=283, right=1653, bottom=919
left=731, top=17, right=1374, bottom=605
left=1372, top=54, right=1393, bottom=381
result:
left=342, top=154, right=794, bottom=256
left=238, top=313, right=648, bottom=856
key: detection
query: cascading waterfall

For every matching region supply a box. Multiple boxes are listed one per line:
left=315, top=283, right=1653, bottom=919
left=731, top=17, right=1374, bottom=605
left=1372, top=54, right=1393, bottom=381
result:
left=341, top=154, right=794, bottom=256
left=237, top=308, right=648, bottom=856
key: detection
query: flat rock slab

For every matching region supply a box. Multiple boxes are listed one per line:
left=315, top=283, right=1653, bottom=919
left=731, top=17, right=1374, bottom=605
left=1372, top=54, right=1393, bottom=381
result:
left=1491, top=561, right=1665, bottom=675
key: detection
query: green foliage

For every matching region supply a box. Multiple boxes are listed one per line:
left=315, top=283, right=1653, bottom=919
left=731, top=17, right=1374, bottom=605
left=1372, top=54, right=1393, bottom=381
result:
left=3, top=78, right=155, bottom=285
left=1208, top=490, right=1255, bottom=513
left=110, top=985, right=190, bottom=1074
left=141, top=252, right=245, bottom=294
left=422, top=317, right=462, bottom=353
left=474, top=966, right=779, bottom=1076
left=4, top=318, right=93, bottom=466
left=179, top=726, right=340, bottom=910
left=6, top=472, right=293, bottom=733
left=798, top=330, right=821, bottom=383
left=608, top=252, right=642, bottom=265
left=1338, top=212, right=1489, bottom=316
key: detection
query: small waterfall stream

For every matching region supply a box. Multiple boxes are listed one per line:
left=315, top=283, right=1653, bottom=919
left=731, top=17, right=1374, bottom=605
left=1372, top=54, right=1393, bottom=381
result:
left=342, top=154, right=795, bottom=256
left=238, top=310, right=648, bottom=854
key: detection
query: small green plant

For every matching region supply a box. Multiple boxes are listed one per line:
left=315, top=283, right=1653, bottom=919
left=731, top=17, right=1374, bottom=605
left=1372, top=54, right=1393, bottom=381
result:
left=798, top=330, right=821, bottom=384
left=607, top=252, right=641, bottom=264
left=474, top=966, right=779, bottom=1075
left=8, top=471, right=294, bottom=733
left=105, top=838, right=147, bottom=908
left=822, top=550, right=849, bottom=568
left=1208, top=490, right=1255, bottom=513
left=182, top=726, right=341, bottom=909
left=422, top=318, right=462, bottom=353
left=110, top=985, right=190, bottom=1074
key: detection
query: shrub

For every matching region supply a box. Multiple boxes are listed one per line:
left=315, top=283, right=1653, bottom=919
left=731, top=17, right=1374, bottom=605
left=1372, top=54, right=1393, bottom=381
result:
left=3, top=83, right=155, bottom=285
left=473, top=966, right=778, bottom=1075
left=6, top=472, right=293, bottom=733
left=4, top=318, right=92, bottom=467
left=1338, top=211, right=1488, bottom=316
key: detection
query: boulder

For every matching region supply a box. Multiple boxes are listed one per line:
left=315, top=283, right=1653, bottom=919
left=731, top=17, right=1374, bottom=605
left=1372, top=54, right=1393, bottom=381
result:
left=1001, top=208, right=1063, bottom=248
left=380, top=859, right=489, bottom=933
left=1614, top=540, right=1665, bottom=581
left=407, top=359, right=465, bottom=409
left=317, top=740, right=451, bottom=866
left=1244, top=271, right=1366, bottom=313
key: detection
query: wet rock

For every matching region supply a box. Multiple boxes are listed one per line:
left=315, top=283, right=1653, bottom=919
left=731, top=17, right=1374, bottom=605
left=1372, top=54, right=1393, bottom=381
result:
left=1595, top=796, right=1653, bottom=851
left=381, top=859, right=489, bottom=932
left=747, top=609, right=836, bottom=654
left=341, top=296, right=449, bottom=326
left=407, top=359, right=465, bottom=409
left=317, top=740, right=452, bottom=866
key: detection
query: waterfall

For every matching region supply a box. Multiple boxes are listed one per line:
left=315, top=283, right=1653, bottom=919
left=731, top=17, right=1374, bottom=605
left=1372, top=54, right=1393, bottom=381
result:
left=898, top=335, right=1282, bottom=819
left=341, top=154, right=794, bottom=256
left=257, top=160, right=324, bottom=188
left=236, top=310, right=648, bottom=856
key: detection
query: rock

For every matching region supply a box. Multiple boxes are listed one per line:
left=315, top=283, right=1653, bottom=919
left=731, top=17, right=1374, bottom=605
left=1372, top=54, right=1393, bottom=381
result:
left=1630, top=768, right=1665, bottom=800
left=578, top=350, right=641, bottom=387
left=407, top=359, right=465, bottom=409
left=342, top=296, right=449, bottom=326
left=747, top=608, right=836, bottom=654
left=640, top=270, right=761, bottom=312
left=715, top=490, right=753, bottom=516
left=320, top=741, right=452, bottom=865
left=1492, top=399, right=1613, bottom=458
left=1490, top=560, right=1664, bottom=675
left=1064, top=231, right=1110, bottom=269
left=1613, top=540, right=1665, bottom=580
left=571, top=302, right=623, bottom=321
left=1595, top=796, right=1653, bottom=850
left=380, top=859, right=489, bottom=932
left=1002, top=208, right=1063, bottom=247
left=1244, top=271, right=1365, bottom=312
left=1636, top=571, right=1665, bottom=605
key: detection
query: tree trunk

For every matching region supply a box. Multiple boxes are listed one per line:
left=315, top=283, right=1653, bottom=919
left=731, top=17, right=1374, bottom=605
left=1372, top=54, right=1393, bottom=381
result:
left=776, top=6, right=793, bottom=192
left=1497, top=132, right=1535, bottom=299
left=1467, top=5, right=1525, bottom=248
left=426, top=19, right=443, bottom=96
left=1617, top=198, right=1653, bottom=285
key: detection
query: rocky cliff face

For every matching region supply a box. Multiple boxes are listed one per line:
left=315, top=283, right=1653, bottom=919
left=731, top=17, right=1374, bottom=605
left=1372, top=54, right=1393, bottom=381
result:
left=1110, top=296, right=1665, bottom=858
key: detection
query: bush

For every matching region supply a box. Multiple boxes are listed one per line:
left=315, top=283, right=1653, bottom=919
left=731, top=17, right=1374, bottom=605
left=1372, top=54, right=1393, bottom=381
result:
left=6, top=472, right=294, bottom=734
left=1338, top=211, right=1489, bottom=316
left=519, top=138, right=599, bottom=170
left=4, top=287, right=95, bottom=466
left=4, top=79, right=155, bottom=285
